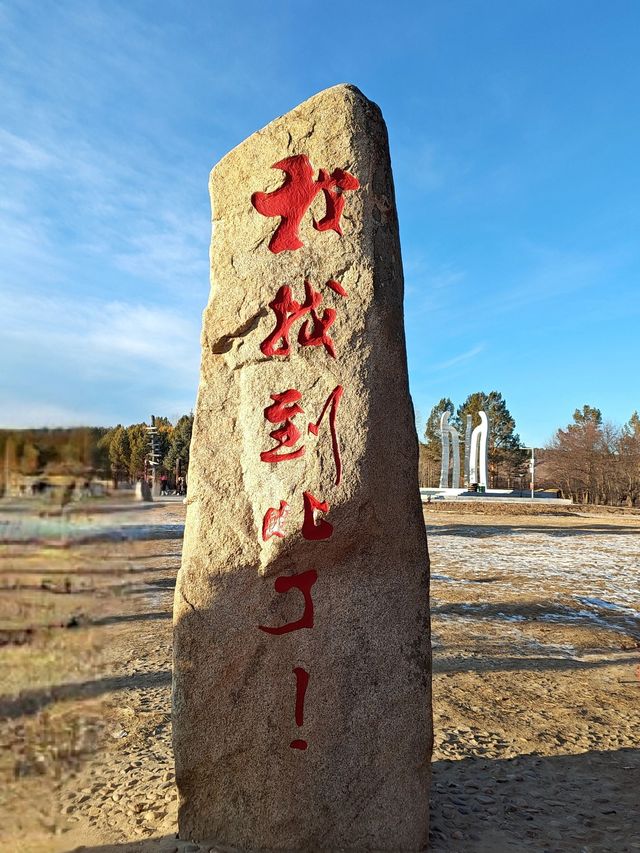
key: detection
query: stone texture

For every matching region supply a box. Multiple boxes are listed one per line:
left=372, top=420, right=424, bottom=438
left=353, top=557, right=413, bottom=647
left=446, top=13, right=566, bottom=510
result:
left=172, top=84, right=432, bottom=851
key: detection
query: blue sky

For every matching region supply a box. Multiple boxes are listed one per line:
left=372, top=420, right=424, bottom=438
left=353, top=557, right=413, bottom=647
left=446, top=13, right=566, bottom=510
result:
left=1, top=0, right=639, bottom=445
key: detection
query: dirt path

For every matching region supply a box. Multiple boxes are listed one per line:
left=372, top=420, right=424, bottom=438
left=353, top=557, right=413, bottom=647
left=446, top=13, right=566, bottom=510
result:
left=1, top=498, right=638, bottom=851
left=1, top=499, right=180, bottom=852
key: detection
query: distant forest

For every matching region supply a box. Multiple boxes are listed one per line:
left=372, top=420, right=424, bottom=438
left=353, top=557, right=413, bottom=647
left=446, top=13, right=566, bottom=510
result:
left=0, top=414, right=193, bottom=489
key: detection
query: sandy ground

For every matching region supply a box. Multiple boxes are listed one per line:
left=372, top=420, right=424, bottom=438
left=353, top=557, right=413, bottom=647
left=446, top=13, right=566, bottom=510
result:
left=0, top=497, right=638, bottom=852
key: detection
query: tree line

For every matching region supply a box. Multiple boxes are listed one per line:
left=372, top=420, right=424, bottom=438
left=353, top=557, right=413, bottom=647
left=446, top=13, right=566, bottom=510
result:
left=3, top=397, right=639, bottom=505
left=0, top=414, right=193, bottom=489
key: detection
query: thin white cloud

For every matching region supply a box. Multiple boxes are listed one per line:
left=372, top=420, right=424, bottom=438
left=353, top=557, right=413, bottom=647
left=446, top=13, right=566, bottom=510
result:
left=477, top=246, right=621, bottom=320
left=404, top=253, right=467, bottom=325
left=0, top=287, right=200, bottom=379
left=0, top=123, right=209, bottom=294
left=434, top=344, right=485, bottom=371
left=0, top=14, right=210, bottom=295
left=394, top=138, right=467, bottom=195
left=408, top=245, right=622, bottom=347
left=0, top=286, right=202, bottom=426
left=404, top=251, right=466, bottom=286
left=111, top=209, right=209, bottom=287
left=0, top=127, right=58, bottom=170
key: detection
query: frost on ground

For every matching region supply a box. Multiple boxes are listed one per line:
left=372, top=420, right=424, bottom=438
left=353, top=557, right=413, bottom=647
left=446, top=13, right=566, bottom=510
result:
left=427, top=509, right=640, bottom=852
left=0, top=499, right=638, bottom=852
left=428, top=513, right=640, bottom=656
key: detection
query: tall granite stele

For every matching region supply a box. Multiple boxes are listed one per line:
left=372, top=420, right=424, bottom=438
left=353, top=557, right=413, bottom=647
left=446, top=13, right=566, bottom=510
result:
left=173, top=84, right=432, bottom=851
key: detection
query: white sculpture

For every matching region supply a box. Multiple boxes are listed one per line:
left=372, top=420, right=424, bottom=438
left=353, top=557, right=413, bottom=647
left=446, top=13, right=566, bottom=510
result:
left=439, top=409, right=490, bottom=490
left=469, top=410, right=489, bottom=488
left=438, top=411, right=461, bottom=488
left=463, top=414, right=472, bottom=486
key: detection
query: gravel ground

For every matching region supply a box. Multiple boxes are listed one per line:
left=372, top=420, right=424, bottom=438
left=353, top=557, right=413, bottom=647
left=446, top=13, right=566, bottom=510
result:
left=0, top=497, right=638, bottom=852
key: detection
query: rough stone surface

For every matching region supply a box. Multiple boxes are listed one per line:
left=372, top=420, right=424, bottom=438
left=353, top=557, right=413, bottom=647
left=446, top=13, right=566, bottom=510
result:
left=173, top=84, right=432, bottom=851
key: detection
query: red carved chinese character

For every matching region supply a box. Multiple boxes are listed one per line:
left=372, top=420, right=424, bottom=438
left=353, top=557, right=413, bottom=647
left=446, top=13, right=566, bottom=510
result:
left=261, top=279, right=345, bottom=359
left=290, top=667, right=309, bottom=750
left=325, top=278, right=348, bottom=298
left=252, top=154, right=359, bottom=253
left=302, top=491, right=333, bottom=541
left=262, top=500, right=289, bottom=541
left=261, top=386, right=344, bottom=480
left=308, top=385, right=344, bottom=486
left=258, top=569, right=318, bottom=635
left=260, top=389, right=305, bottom=463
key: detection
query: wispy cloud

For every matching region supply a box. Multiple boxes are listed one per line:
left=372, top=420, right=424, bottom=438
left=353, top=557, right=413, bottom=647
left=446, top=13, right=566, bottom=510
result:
left=0, top=128, right=58, bottom=170
left=110, top=210, right=209, bottom=288
left=404, top=252, right=466, bottom=292
left=0, top=120, right=210, bottom=295
left=0, top=2, right=251, bottom=426
left=434, top=344, right=485, bottom=371
left=475, top=245, right=623, bottom=321
left=394, top=138, right=468, bottom=196
left=0, top=286, right=200, bottom=426
left=0, top=2, right=214, bottom=301
left=404, top=252, right=467, bottom=331
left=0, top=287, right=200, bottom=379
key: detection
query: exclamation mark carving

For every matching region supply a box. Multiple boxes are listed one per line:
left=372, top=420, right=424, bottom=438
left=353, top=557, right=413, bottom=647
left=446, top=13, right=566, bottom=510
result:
left=290, top=666, right=309, bottom=750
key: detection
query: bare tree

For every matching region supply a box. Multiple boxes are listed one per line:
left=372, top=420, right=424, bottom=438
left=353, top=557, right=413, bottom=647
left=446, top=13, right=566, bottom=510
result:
left=542, top=406, right=640, bottom=506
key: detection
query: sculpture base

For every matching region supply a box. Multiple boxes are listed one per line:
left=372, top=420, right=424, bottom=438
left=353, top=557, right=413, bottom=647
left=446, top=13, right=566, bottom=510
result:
left=420, top=488, right=572, bottom=505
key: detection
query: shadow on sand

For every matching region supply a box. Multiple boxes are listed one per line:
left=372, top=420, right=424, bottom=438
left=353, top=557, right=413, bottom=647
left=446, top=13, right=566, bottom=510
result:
left=0, top=670, right=171, bottom=720
left=431, top=600, right=640, bottom=641
left=427, top=522, right=640, bottom=537
left=61, top=749, right=640, bottom=852
left=429, top=747, right=640, bottom=851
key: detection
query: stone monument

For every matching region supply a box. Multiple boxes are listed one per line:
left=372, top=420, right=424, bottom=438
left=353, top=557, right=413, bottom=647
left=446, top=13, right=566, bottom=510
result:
left=134, top=479, right=152, bottom=502
left=172, top=84, right=432, bottom=851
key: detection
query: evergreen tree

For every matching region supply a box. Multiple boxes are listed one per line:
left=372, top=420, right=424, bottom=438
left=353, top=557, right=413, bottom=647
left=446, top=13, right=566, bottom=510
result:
left=103, top=425, right=130, bottom=487
left=618, top=411, right=640, bottom=506
left=423, top=397, right=454, bottom=447
left=572, top=405, right=603, bottom=427
left=1, top=436, right=17, bottom=494
left=88, top=427, right=110, bottom=475
left=127, top=423, right=149, bottom=480
left=165, top=414, right=194, bottom=480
